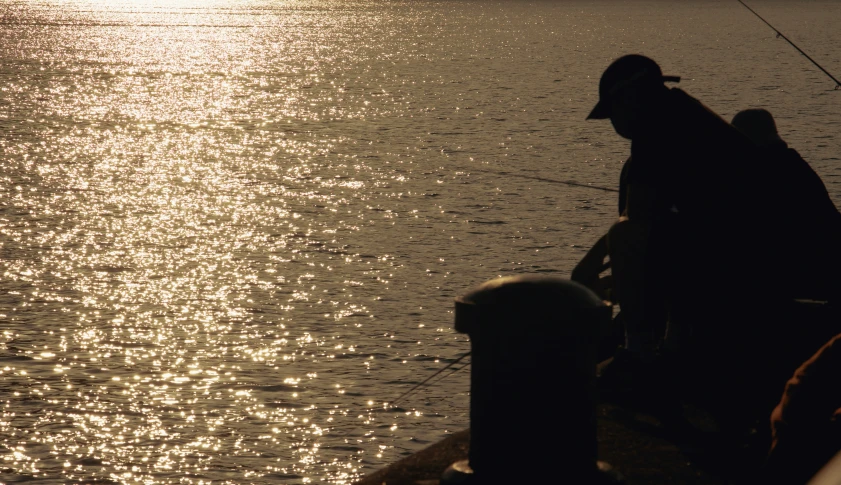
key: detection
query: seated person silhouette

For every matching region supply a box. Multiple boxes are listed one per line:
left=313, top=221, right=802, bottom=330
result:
left=579, top=54, right=763, bottom=372
left=730, top=109, right=841, bottom=481
left=574, top=56, right=835, bottom=444
left=731, top=108, right=841, bottom=303
left=573, top=55, right=771, bottom=437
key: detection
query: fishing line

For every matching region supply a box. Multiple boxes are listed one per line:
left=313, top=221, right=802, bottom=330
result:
left=382, top=0, right=836, bottom=424
left=389, top=351, right=472, bottom=406
left=394, top=358, right=472, bottom=406
left=383, top=170, right=613, bottom=406
left=737, top=0, right=841, bottom=90
left=468, top=168, right=619, bottom=193
left=384, top=169, right=615, bottom=405
left=434, top=358, right=471, bottom=385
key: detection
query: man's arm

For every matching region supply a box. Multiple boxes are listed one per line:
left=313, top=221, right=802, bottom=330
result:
left=571, top=234, right=610, bottom=290
left=772, top=333, right=841, bottom=437
left=624, top=182, right=660, bottom=223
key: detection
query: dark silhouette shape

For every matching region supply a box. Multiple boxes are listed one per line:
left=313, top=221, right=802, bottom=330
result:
left=571, top=157, right=632, bottom=299
left=763, top=332, right=841, bottom=484
left=450, top=276, right=621, bottom=484
left=571, top=157, right=633, bottom=361
left=729, top=109, right=841, bottom=483
left=731, top=108, right=841, bottom=302
left=579, top=55, right=837, bottom=451
left=583, top=53, right=763, bottom=358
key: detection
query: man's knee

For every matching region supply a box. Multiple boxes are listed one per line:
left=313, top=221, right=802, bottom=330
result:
left=570, top=264, right=588, bottom=284
left=606, top=219, right=649, bottom=257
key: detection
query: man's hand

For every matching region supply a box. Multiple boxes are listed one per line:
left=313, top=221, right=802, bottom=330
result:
left=572, top=234, right=611, bottom=292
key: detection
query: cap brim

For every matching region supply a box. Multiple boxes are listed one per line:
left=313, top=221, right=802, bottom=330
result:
left=586, top=100, right=611, bottom=120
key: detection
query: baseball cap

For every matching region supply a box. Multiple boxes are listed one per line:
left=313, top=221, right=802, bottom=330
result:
left=587, top=55, right=681, bottom=120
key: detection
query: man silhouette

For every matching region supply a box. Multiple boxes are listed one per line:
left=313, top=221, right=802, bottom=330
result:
left=583, top=55, right=787, bottom=434
left=731, top=108, right=841, bottom=302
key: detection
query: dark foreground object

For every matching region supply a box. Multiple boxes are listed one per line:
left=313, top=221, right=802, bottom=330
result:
left=356, top=275, right=840, bottom=485
left=453, top=276, right=616, bottom=483
left=355, top=402, right=731, bottom=485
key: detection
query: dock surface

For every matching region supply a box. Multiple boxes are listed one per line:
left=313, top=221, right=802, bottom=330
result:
left=356, top=403, right=744, bottom=485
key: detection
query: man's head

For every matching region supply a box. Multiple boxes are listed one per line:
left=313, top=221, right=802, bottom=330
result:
left=731, top=108, right=784, bottom=147
left=587, top=55, right=680, bottom=139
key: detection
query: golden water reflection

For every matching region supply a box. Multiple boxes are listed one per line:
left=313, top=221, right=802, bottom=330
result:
left=0, top=2, right=440, bottom=483
left=3, top=0, right=840, bottom=483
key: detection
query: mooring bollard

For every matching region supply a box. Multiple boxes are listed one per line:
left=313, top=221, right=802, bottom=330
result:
left=441, top=275, right=623, bottom=484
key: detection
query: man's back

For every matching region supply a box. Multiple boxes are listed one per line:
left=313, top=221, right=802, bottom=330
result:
left=624, top=88, right=765, bottom=278
left=763, top=143, right=841, bottom=237
left=762, top=143, right=841, bottom=300
left=731, top=108, right=841, bottom=301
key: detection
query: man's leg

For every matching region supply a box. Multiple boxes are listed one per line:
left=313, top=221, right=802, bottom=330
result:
left=600, top=220, right=690, bottom=430
left=607, top=219, right=665, bottom=360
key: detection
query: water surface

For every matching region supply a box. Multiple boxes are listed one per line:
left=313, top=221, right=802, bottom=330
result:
left=1, top=1, right=839, bottom=483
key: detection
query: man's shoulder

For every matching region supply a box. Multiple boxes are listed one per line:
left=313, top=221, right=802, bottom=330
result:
left=767, top=145, right=815, bottom=172
left=664, top=88, right=755, bottom=152
left=783, top=146, right=806, bottom=162
left=665, top=88, right=723, bottom=121
left=665, top=88, right=704, bottom=108
left=666, top=87, right=696, bottom=101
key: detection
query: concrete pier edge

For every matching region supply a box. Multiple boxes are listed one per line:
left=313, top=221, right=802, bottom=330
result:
left=355, top=402, right=731, bottom=485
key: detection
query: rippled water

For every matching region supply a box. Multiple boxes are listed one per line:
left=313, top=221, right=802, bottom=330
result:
left=1, top=0, right=839, bottom=483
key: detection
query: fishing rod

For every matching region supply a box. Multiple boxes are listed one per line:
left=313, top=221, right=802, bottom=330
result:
left=389, top=351, right=471, bottom=406
left=384, top=0, right=841, bottom=417
left=384, top=171, right=612, bottom=406
left=737, top=0, right=841, bottom=90
left=469, top=168, right=619, bottom=193
left=384, top=169, right=615, bottom=406
left=437, top=358, right=471, bottom=383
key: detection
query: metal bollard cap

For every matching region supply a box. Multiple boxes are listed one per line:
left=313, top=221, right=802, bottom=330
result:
left=454, top=275, right=610, bottom=335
